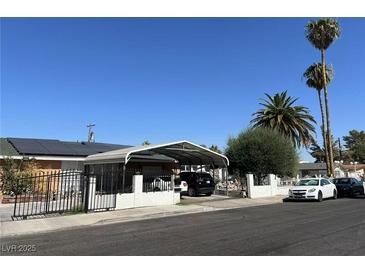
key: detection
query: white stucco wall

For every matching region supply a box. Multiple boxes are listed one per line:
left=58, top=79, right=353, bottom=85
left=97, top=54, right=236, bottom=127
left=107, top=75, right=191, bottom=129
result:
left=247, top=174, right=288, bottom=198
left=276, top=186, right=291, bottom=196
left=115, top=175, right=180, bottom=210
left=115, top=193, right=136, bottom=209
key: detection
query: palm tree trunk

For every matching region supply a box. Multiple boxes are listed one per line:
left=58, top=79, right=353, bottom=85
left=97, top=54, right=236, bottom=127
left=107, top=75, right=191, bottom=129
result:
left=317, top=89, right=330, bottom=170
left=321, top=48, right=335, bottom=176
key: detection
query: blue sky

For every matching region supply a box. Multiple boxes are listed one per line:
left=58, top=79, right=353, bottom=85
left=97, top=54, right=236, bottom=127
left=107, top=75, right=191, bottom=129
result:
left=1, top=18, right=364, bottom=161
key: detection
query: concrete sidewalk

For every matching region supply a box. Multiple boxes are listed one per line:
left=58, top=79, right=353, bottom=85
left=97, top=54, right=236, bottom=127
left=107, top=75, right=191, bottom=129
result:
left=0, top=195, right=285, bottom=238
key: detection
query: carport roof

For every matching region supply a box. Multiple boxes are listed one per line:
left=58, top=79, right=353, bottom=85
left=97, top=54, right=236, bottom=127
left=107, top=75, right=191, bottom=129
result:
left=85, top=140, right=229, bottom=167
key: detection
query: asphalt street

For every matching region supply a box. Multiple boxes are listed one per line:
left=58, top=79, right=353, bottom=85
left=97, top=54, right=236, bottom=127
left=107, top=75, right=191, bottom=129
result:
left=1, top=197, right=365, bottom=255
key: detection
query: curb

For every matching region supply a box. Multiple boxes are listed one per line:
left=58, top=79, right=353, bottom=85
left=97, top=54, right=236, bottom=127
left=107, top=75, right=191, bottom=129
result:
left=1, top=197, right=285, bottom=238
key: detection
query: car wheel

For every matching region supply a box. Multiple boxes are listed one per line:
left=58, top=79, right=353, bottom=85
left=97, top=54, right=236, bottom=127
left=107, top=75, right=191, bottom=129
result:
left=206, top=192, right=212, bottom=196
left=188, top=188, right=196, bottom=197
left=317, top=191, right=323, bottom=202
left=333, top=189, right=337, bottom=199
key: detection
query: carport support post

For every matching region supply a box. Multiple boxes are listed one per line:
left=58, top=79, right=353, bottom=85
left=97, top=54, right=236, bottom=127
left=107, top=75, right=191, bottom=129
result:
left=84, top=173, right=90, bottom=213
left=212, top=165, right=215, bottom=184
left=122, top=164, right=126, bottom=193
left=225, top=167, right=228, bottom=196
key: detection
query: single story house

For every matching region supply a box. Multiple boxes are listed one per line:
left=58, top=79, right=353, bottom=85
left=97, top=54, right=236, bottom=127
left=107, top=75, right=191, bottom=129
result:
left=4, top=138, right=229, bottom=217
left=0, top=137, right=130, bottom=171
left=297, top=162, right=364, bottom=180
left=297, top=162, right=328, bottom=178
left=340, top=164, right=365, bottom=180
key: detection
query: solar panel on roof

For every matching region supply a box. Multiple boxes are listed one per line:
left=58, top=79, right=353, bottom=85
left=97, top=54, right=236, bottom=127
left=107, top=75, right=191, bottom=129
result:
left=64, top=142, right=131, bottom=156
left=8, top=138, right=50, bottom=155
left=40, top=139, right=77, bottom=156
left=7, top=138, right=131, bottom=157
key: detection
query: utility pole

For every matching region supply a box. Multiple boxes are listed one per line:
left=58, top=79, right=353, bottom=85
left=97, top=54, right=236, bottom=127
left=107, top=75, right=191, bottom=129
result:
left=87, top=124, right=95, bottom=143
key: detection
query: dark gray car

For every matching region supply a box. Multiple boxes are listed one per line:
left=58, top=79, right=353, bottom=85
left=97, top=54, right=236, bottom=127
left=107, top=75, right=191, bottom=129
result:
left=180, top=172, right=215, bottom=197
left=333, top=177, right=365, bottom=197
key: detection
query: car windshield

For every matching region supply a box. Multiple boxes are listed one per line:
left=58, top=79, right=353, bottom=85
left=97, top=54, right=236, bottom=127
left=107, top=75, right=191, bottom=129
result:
left=333, top=178, right=352, bottom=185
left=296, top=179, right=319, bottom=186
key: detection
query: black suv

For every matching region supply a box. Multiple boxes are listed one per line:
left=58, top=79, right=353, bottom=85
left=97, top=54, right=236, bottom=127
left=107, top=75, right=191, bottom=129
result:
left=180, top=172, right=215, bottom=197
left=333, top=177, right=365, bottom=197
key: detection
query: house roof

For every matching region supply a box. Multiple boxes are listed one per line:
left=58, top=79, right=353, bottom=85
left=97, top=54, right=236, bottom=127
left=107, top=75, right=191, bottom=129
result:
left=1, top=137, right=131, bottom=157
left=341, top=164, right=365, bottom=171
left=298, top=162, right=365, bottom=172
left=299, top=162, right=327, bottom=170
left=0, top=138, right=20, bottom=156
left=85, top=140, right=229, bottom=167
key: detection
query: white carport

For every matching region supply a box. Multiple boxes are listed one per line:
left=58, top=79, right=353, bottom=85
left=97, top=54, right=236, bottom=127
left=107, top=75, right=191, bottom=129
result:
left=84, top=140, right=229, bottom=210
left=85, top=140, right=229, bottom=167
left=85, top=140, right=229, bottom=192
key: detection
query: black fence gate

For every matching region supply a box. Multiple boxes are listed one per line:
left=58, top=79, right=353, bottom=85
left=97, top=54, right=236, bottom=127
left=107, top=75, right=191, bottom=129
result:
left=11, top=170, right=117, bottom=220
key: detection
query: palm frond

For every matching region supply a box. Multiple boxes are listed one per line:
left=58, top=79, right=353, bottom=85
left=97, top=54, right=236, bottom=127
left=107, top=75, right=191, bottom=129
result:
left=303, top=63, right=334, bottom=91
left=305, top=18, right=341, bottom=50
left=250, top=91, right=317, bottom=148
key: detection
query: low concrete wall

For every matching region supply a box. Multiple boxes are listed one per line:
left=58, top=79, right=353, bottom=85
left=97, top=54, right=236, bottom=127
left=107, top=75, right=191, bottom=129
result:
left=247, top=174, right=288, bottom=198
left=115, top=175, right=180, bottom=210
left=276, top=186, right=291, bottom=196
left=116, top=193, right=136, bottom=209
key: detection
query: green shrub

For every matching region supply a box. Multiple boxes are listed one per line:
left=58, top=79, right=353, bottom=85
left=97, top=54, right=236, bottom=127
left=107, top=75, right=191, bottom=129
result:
left=225, top=128, right=298, bottom=184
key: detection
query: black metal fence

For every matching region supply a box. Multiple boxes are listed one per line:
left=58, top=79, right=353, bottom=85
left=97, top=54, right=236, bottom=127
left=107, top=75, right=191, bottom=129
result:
left=85, top=170, right=118, bottom=212
left=123, top=168, right=141, bottom=193
left=11, top=170, right=118, bottom=220
left=9, top=169, right=176, bottom=220
left=143, top=174, right=173, bottom=192
left=12, top=170, right=86, bottom=219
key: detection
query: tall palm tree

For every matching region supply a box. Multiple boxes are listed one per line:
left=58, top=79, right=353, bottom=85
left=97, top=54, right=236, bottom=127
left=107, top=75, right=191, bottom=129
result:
left=251, top=91, right=316, bottom=148
left=303, top=63, right=334, bottom=175
left=310, top=139, right=340, bottom=163
left=305, top=18, right=341, bottom=176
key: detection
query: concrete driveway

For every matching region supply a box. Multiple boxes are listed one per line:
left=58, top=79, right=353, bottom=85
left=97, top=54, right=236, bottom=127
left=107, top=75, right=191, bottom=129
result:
left=179, top=194, right=232, bottom=205
left=0, top=204, right=14, bottom=222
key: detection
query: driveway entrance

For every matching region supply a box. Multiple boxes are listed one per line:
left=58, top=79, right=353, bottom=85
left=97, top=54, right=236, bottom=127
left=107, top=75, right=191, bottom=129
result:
left=179, top=194, right=232, bottom=205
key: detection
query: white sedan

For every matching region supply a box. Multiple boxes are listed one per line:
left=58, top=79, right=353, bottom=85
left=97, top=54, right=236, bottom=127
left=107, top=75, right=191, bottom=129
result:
left=289, top=178, right=337, bottom=202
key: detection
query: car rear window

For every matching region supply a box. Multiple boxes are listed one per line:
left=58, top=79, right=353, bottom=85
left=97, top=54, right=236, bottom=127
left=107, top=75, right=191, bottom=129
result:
left=333, top=178, right=352, bottom=185
left=180, top=173, right=191, bottom=180
left=196, top=173, right=213, bottom=179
